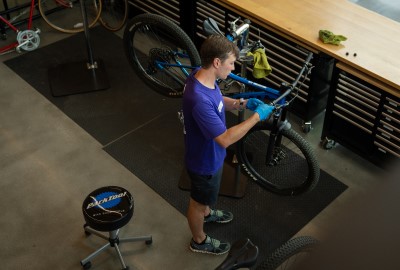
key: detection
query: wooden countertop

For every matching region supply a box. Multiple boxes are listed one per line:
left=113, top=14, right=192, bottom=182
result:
left=212, top=0, right=400, bottom=95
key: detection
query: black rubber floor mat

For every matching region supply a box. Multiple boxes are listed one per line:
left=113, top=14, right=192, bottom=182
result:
left=5, top=27, right=347, bottom=268
left=103, top=111, right=347, bottom=268
left=4, top=26, right=180, bottom=146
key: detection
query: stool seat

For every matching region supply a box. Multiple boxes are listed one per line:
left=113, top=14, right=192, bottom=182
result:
left=82, top=186, right=134, bottom=232
left=80, top=186, right=152, bottom=270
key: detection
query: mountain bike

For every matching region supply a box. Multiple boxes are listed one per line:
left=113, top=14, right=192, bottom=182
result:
left=123, top=13, right=320, bottom=196
left=38, top=0, right=127, bottom=33
left=0, top=0, right=41, bottom=54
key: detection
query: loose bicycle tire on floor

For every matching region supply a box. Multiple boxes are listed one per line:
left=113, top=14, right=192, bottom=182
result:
left=256, top=236, right=319, bottom=270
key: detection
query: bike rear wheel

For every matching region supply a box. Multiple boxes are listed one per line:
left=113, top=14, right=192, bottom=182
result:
left=39, top=0, right=102, bottom=34
left=99, top=0, right=128, bottom=31
left=256, top=236, right=318, bottom=270
left=239, top=125, right=320, bottom=195
left=123, top=13, right=201, bottom=97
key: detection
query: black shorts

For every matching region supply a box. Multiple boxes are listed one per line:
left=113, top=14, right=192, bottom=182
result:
left=188, top=167, right=223, bottom=206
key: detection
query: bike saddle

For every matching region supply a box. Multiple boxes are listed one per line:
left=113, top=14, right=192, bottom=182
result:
left=203, top=17, right=224, bottom=36
left=215, top=238, right=259, bottom=270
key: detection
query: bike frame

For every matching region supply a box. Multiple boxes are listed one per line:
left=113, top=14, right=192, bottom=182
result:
left=154, top=57, right=283, bottom=101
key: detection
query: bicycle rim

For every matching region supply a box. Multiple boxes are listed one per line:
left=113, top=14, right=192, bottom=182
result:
left=256, top=236, right=319, bottom=270
left=123, top=13, right=201, bottom=97
left=239, top=126, right=320, bottom=195
left=99, top=0, right=128, bottom=31
left=39, top=0, right=101, bottom=33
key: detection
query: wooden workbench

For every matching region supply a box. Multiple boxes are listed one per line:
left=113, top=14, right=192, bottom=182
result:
left=212, top=0, right=400, bottom=166
left=212, top=0, right=400, bottom=97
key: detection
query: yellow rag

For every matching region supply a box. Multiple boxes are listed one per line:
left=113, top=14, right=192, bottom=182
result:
left=319, top=30, right=347, bottom=45
left=247, top=48, right=272, bottom=79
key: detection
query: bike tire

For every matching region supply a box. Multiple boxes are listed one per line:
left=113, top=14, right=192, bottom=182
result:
left=239, top=125, right=320, bottom=195
left=256, top=236, right=319, bottom=270
left=99, top=0, right=128, bottom=31
left=39, top=0, right=102, bottom=34
left=123, top=13, right=201, bottom=97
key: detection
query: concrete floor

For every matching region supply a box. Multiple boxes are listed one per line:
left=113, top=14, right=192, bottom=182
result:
left=0, top=2, right=397, bottom=269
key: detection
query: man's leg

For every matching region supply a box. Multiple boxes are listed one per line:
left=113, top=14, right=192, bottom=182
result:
left=187, top=198, right=208, bottom=243
left=187, top=168, right=231, bottom=255
left=187, top=197, right=230, bottom=255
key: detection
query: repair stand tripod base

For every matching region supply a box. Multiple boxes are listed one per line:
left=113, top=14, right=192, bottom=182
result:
left=178, top=149, right=248, bottom=198
left=49, top=59, right=110, bottom=97
left=49, top=0, right=110, bottom=97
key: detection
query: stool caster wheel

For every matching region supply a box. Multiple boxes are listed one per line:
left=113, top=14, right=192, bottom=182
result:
left=122, top=267, right=130, bottom=270
left=81, top=261, right=91, bottom=270
left=321, top=137, right=336, bottom=150
left=146, top=237, right=153, bottom=245
left=302, top=121, right=312, bottom=133
left=83, top=224, right=91, bottom=236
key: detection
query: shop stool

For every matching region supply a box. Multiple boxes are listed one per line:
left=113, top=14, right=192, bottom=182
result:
left=80, top=186, right=152, bottom=270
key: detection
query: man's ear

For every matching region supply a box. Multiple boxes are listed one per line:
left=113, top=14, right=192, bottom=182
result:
left=212, top=58, right=220, bottom=69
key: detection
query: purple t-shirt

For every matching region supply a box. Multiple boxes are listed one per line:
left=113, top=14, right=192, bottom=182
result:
left=182, top=69, right=227, bottom=175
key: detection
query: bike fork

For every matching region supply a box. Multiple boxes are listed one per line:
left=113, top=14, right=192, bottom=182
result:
left=265, top=115, right=285, bottom=166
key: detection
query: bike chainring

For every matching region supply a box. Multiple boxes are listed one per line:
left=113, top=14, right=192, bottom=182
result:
left=16, top=29, right=41, bottom=52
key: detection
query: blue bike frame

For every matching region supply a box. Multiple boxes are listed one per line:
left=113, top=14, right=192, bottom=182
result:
left=153, top=19, right=288, bottom=106
left=153, top=60, right=285, bottom=104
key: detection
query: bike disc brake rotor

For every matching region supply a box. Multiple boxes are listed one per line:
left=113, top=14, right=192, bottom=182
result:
left=17, top=30, right=41, bottom=52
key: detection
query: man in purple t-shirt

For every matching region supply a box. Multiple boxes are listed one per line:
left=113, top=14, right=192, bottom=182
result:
left=182, top=35, right=274, bottom=255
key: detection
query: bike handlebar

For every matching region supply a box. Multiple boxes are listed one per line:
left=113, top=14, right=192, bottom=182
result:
left=270, top=52, right=313, bottom=107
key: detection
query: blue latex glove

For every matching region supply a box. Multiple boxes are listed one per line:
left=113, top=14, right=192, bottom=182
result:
left=254, top=104, right=274, bottom=121
left=246, top=98, right=264, bottom=111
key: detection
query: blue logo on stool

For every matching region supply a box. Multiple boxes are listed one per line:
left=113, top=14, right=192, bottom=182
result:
left=87, top=191, right=127, bottom=209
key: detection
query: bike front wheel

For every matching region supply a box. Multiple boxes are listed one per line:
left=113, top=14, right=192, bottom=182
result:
left=99, top=0, right=128, bottom=31
left=123, top=13, right=201, bottom=97
left=239, top=126, right=320, bottom=195
left=39, top=0, right=102, bottom=34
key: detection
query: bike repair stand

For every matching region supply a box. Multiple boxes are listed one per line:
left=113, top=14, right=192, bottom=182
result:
left=48, top=0, right=109, bottom=97
left=178, top=57, right=251, bottom=199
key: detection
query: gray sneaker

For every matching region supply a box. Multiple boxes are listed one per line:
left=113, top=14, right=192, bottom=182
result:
left=189, top=235, right=231, bottom=255
left=204, top=209, right=233, bottom=223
